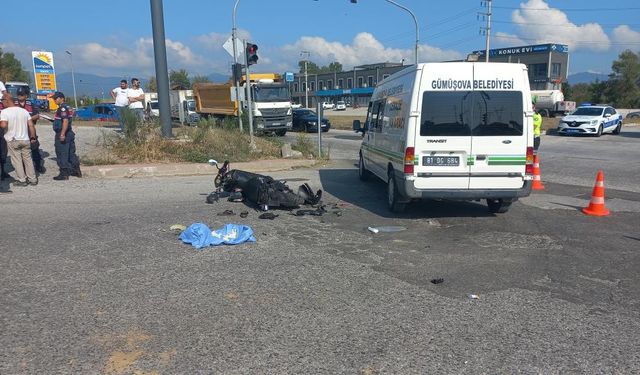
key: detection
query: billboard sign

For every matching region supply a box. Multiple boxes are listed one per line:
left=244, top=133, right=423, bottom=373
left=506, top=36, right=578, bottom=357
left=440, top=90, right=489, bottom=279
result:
left=32, top=51, right=57, bottom=94
left=473, top=43, right=569, bottom=57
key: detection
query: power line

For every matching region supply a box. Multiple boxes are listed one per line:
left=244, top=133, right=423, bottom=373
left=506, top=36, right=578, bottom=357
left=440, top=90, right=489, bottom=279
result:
left=493, top=6, right=640, bottom=11
left=492, top=19, right=640, bottom=28
left=495, top=34, right=640, bottom=45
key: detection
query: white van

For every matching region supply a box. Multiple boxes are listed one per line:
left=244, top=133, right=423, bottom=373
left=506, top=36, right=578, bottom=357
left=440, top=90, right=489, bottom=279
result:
left=354, top=62, right=534, bottom=213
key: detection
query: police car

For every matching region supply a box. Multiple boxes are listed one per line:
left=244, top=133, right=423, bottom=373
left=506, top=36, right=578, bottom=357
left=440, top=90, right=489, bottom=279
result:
left=558, top=105, right=623, bottom=136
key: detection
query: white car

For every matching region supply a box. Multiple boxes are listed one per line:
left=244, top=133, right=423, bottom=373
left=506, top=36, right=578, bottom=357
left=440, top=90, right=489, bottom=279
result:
left=558, top=105, right=623, bottom=136
left=322, top=102, right=335, bottom=110
left=334, top=100, right=346, bottom=111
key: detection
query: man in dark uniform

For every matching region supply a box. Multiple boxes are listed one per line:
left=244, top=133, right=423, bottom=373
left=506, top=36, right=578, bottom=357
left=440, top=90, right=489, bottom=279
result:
left=15, top=87, right=46, bottom=174
left=51, top=92, right=81, bottom=180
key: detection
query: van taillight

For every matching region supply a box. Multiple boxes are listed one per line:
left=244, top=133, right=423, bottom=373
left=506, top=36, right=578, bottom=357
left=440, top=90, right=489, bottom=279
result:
left=525, top=146, right=534, bottom=174
left=404, top=147, right=415, bottom=174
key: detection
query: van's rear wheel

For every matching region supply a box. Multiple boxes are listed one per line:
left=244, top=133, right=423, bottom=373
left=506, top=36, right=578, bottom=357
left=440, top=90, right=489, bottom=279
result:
left=487, top=198, right=513, bottom=214
left=358, top=153, right=371, bottom=181
left=387, top=170, right=406, bottom=213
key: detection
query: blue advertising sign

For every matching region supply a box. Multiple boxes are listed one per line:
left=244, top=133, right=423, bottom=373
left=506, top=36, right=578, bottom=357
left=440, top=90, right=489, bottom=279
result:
left=473, top=43, right=569, bottom=57
left=284, top=72, right=294, bottom=82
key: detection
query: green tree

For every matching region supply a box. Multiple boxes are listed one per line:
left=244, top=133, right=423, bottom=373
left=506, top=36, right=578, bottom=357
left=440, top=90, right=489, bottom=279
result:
left=0, top=48, right=30, bottom=83
left=605, top=49, right=640, bottom=108
left=169, top=69, right=190, bottom=89
left=191, top=74, right=211, bottom=87
left=567, top=83, right=592, bottom=104
left=145, top=76, right=157, bottom=92
left=298, top=60, right=320, bottom=74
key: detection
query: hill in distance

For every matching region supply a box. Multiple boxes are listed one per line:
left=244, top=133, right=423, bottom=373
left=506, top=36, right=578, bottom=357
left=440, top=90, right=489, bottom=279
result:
left=568, top=72, right=609, bottom=85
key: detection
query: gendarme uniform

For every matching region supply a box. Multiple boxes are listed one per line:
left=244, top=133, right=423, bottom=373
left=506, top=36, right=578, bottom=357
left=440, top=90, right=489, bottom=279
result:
left=52, top=100, right=81, bottom=179
left=533, top=111, right=542, bottom=152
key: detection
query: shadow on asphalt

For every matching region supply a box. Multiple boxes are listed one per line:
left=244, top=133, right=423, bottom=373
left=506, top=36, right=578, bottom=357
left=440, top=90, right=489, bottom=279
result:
left=319, top=168, right=494, bottom=219
left=617, top=131, right=640, bottom=138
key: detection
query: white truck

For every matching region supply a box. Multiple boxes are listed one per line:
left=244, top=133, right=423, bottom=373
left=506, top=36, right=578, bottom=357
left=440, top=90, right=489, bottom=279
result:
left=169, top=89, right=200, bottom=125
left=531, top=90, right=576, bottom=117
left=144, top=92, right=159, bottom=118
left=193, top=73, right=293, bottom=136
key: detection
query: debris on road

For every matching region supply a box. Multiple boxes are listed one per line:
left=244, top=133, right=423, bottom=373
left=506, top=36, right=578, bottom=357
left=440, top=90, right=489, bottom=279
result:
left=368, top=226, right=407, bottom=233
left=468, top=294, right=480, bottom=300
left=430, top=278, right=444, bottom=285
left=217, top=209, right=236, bottom=216
left=179, top=223, right=256, bottom=249
left=240, top=211, right=249, bottom=218
left=170, top=224, right=187, bottom=232
left=259, top=212, right=279, bottom=220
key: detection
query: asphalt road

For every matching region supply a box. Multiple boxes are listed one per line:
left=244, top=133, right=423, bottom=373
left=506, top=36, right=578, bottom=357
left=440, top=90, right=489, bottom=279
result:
left=2, top=132, right=640, bottom=373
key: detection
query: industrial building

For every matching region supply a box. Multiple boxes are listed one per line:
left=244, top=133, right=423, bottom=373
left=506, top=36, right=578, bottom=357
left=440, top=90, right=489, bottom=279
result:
left=289, top=43, right=569, bottom=107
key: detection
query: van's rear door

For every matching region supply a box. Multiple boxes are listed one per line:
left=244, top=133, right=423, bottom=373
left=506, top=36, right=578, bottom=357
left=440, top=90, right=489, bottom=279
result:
left=469, top=64, right=528, bottom=189
left=413, top=64, right=473, bottom=189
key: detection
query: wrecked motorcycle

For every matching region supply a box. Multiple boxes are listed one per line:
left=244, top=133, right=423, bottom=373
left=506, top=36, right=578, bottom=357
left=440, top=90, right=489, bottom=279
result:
left=207, top=159, right=322, bottom=210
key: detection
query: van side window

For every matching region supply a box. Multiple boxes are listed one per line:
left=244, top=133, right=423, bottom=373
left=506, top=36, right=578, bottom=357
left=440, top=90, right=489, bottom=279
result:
left=421, top=92, right=472, bottom=136
left=367, top=101, right=379, bottom=131
left=374, top=100, right=386, bottom=132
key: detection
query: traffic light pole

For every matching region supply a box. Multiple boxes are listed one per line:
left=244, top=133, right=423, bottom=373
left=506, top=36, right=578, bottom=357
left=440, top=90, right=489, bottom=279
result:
left=243, top=40, right=255, bottom=148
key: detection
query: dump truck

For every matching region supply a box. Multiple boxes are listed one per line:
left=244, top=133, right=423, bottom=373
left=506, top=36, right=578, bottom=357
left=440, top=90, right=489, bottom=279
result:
left=531, top=90, right=576, bottom=117
left=169, top=89, right=200, bottom=125
left=193, top=73, right=292, bottom=136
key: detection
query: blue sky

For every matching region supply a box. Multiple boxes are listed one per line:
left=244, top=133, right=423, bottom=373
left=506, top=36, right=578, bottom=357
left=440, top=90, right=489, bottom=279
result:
left=2, top=0, right=639, bottom=83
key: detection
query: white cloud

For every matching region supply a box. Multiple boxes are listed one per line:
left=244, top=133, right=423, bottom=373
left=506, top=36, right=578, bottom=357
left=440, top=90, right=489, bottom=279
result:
left=280, top=32, right=461, bottom=70
left=511, top=0, right=610, bottom=51
left=612, top=25, right=640, bottom=49
left=493, top=32, right=526, bottom=47
left=195, top=29, right=252, bottom=51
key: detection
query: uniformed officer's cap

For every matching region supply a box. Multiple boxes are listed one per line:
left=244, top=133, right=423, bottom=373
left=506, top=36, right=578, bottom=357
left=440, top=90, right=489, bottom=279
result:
left=51, top=92, right=65, bottom=99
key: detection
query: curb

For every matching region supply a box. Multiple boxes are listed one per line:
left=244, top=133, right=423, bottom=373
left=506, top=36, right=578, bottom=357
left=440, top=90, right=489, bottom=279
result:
left=82, top=159, right=318, bottom=179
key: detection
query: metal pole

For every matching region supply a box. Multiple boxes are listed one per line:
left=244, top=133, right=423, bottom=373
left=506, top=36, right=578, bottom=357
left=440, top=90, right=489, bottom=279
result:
left=232, top=0, right=244, bottom=131
left=243, top=40, right=255, bottom=148
left=385, top=0, right=419, bottom=65
left=301, top=51, right=310, bottom=108
left=485, top=0, right=492, bottom=62
left=317, top=101, right=322, bottom=158
left=150, top=0, right=172, bottom=138
left=65, top=51, right=78, bottom=108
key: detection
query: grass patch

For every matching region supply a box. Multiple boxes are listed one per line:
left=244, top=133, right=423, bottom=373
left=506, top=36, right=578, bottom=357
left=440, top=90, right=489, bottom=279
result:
left=83, top=120, right=282, bottom=165
left=292, top=132, right=330, bottom=159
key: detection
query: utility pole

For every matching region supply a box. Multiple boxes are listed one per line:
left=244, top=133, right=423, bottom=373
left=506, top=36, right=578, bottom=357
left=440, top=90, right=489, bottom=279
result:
left=480, top=0, right=492, bottom=62
left=231, top=0, right=244, bottom=131
left=301, top=51, right=310, bottom=108
left=150, top=0, right=172, bottom=138
left=65, top=51, right=78, bottom=108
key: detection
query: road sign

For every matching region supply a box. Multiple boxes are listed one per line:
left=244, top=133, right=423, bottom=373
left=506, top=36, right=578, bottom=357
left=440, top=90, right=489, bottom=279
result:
left=223, top=37, right=244, bottom=60
left=285, top=72, right=294, bottom=82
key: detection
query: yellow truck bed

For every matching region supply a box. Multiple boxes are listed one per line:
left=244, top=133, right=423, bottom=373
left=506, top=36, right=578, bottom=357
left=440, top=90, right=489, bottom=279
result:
left=192, top=83, right=237, bottom=116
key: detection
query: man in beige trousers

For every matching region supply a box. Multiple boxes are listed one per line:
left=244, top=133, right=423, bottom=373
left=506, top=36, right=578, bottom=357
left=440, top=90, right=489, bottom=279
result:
left=0, top=92, right=38, bottom=186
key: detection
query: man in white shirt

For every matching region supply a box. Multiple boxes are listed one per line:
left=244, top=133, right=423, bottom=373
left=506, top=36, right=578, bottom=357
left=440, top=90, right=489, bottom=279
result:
left=0, top=81, right=6, bottom=94
left=128, top=78, right=145, bottom=122
left=110, top=79, right=129, bottom=131
left=0, top=92, right=37, bottom=186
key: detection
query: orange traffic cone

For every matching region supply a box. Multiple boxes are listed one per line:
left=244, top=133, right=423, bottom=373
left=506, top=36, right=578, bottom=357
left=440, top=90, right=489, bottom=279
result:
left=532, top=154, right=545, bottom=190
left=582, top=170, right=610, bottom=217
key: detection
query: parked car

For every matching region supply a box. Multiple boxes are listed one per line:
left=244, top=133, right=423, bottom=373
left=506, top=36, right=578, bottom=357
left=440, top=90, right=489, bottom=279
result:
left=74, top=103, right=119, bottom=121
left=334, top=100, right=347, bottom=111
left=292, top=108, right=331, bottom=132
left=322, top=101, right=335, bottom=110
left=291, top=102, right=302, bottom=109
left=625, top=111, right=640, bottom=120
left=558, top=105, right=623, bottom=136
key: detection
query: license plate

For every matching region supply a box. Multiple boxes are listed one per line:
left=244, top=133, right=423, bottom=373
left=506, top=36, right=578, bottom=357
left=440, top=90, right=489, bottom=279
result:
left=423, top=156, right=460, bottom=166
left=271, top=122, right=281, bottom=126
left=566, top=129, right=578, bottom=133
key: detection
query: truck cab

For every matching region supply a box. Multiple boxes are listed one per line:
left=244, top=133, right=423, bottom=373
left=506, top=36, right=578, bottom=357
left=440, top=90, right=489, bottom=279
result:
left=247, top=78, right=293, bottom=136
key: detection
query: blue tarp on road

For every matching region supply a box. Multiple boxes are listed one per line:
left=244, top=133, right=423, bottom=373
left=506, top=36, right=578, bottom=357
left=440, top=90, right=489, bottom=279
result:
left=179, top=223, right=256, bottom=249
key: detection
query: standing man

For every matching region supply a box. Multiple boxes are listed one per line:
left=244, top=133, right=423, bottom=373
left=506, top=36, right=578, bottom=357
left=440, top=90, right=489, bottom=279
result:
left=0, top=81, right=8, bottom=181
left=532, top=102, right=542, bottom=153
left=51, top=92, right=81, bottom=180
left=128, top=78, right=145, bottom=123
left=111, top=79, right=129, bottom=132
left=0, top=92, right=37, bottom=186
left=15, top=87, right=46, bottom=174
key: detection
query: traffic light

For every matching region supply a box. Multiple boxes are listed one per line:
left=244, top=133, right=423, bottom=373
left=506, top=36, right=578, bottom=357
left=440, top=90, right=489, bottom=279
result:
left=246, top=43, right=258, bottom=66
left=232, top=63, right=243, bottom=82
